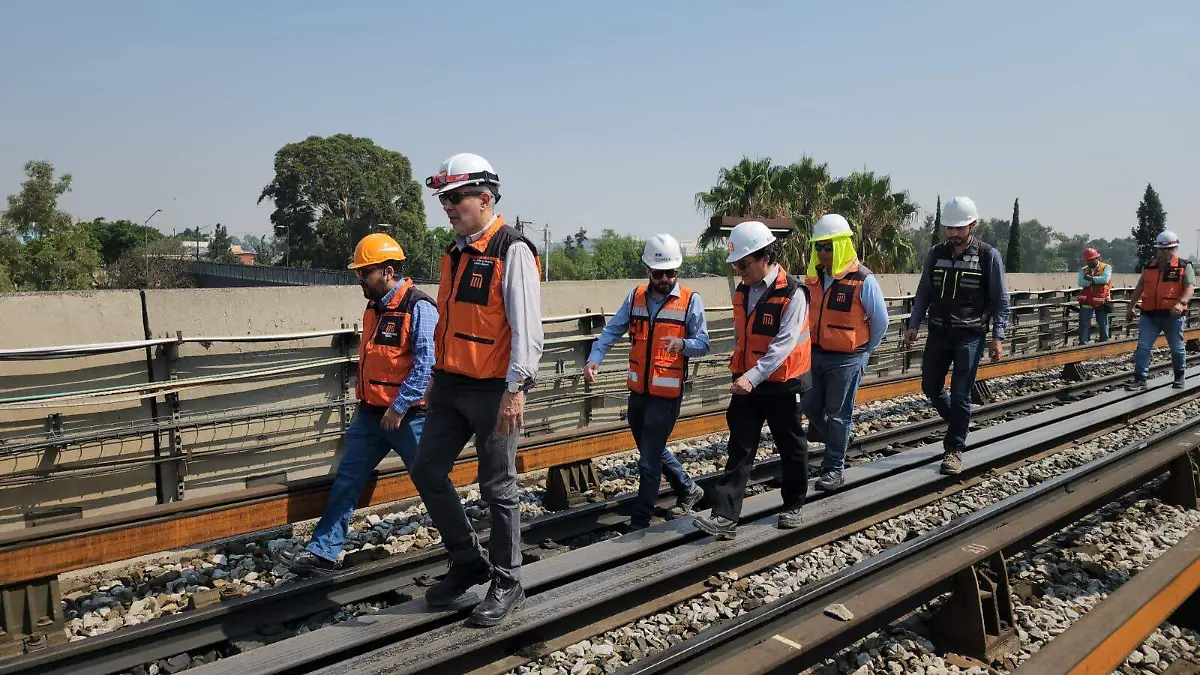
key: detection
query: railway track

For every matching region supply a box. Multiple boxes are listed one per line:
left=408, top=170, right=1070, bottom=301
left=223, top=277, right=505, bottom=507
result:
left=2, top=358, right=1191, bottom=675
left=124, top=371, right=1199, bottom=674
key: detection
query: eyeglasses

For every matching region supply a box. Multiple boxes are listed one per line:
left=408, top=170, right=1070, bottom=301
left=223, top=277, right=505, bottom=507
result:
left=438, top=190, right=486, bottom=206
left=732, top=259, right=753, bottom=271
left=814, top=242, right=834, bottom=252
left=650, top=269, right=677, bottom=279
left=355, top=266, right=383, bottom=280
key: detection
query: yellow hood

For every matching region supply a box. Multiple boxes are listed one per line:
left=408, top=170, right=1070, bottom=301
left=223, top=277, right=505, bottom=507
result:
left=807, top=233, right=859, bottom=279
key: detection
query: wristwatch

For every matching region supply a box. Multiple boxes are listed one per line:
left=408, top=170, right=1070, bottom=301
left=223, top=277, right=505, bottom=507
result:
left=507, top=380, right=522, bottom=394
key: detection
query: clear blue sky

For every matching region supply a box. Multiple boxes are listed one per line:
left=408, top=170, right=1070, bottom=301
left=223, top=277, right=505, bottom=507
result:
left=2, top=0, right=1197, bottom=253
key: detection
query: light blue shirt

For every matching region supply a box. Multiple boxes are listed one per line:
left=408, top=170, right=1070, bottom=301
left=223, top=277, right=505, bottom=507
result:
left=819, top=269, right=890, bottom=353
left=376, top=282, right=437, bottom=415
left=1078, top=263, right=1112, bottom=288
left=588, top=283, right=711, bottom=364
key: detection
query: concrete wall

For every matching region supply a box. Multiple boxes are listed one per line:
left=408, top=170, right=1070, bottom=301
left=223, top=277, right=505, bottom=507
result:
left=0, top=273, right=1141, bottom=533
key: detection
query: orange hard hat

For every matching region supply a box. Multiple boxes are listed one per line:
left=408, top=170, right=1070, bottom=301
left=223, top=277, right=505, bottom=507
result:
left=349, top=233, right=405, bottom=269
left=1082, top=248, right=1101, bottom=261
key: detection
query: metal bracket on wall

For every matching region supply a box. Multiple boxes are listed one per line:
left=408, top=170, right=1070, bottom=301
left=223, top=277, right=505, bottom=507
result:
left=930, top=551, right=1021, bottom=663
left=971, top=380, right=995, bottom=405
left=0, top=576, right=66, bottom=659
left=1160, top=449, right=1200, bottom=510
left=1061, top=361, right=1087, bottom=382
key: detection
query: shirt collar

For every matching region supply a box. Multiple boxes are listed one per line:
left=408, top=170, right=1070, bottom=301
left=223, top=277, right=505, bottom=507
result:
left=756, top=264, right=780, bottom=288
left=376, top=282, right=400, bottom=309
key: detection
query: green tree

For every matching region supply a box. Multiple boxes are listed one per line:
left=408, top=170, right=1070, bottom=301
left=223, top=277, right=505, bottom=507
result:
left=829, top=170, right=918, bottom=273
left=18, top=227, right=101, bottom=290
left=80, top=218, right=164, bottom=266
left=178, top=227, right=210, bottom=241
left=0, top=231, right=19, bottom=291
left=681, top=244, right=729, bottom=277
left=1132, top=183, right=1167, bottom=271
left=592, top=229, right=645, bottom=279
left=4, top=160, right=73, bottom=238
left=258, top=134, right=426, bottom=270
left=207, top=223, right=238, bottom=263
left=108, top=238, right=194, bottom=289
left=1005, top=198, right=1022, bottom=272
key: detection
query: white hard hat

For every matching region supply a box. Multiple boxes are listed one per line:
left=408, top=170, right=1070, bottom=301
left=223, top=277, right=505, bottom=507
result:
left=642, top=234, right=684, bottom=270
left=1155, top=230, right=1180, bottom=248
left=426, top=153, right=501, bottom=197
left=725, top=221, right=776, bottom=263
left=811, top=214, right=853, bottom=242
left=942, top=196, right=979, bottom=228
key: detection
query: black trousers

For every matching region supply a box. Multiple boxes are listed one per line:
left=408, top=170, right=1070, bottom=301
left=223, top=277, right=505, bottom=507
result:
left=710, top=389, right=808, bottom=521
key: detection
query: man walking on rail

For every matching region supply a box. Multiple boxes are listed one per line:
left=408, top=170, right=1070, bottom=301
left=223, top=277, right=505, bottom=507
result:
left=409, top=153, right=544, bottom=628
left=1077, top=247, right=1112, bottom=344
left=1126, top=230, right=1193, bottom=391
left=693, top=221, right=811, bottom=539
left=583, top=234, right=710, bottom=529
left=281, top=233, right=436, bottom=576
left=905, top=196, right=1010, bottom=476
left=802, top=214, right=889, bottom=492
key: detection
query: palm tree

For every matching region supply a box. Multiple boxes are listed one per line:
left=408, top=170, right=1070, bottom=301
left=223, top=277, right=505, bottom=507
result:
left=831, top=170, right=919, bottom=273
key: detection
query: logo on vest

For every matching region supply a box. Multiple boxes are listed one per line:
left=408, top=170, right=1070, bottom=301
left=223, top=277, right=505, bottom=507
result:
left=381, top=320, right=398, bottom=338
left=836, top=292, right=847, bottom=303
left=469, top=272, right=484, bottom=289
left=761, top=313, right=775, bottom=327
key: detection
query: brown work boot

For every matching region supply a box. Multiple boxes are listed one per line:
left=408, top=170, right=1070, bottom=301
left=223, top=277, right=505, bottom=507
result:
left=939, top=449, right=964, bottom=475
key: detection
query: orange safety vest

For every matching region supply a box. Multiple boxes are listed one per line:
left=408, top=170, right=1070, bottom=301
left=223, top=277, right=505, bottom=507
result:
left=1141, top=256, right=1191, bottom=313
left=804, top=261, right=872, bottom=354
left=434, top=216, right=542, bottom=380
left=626, top=284, right=696, bottom=399
left=357, top=279, right=434, bottom=409
left=1077, top=262, right=1111, bottom=307
left=730, top=268, right=811, bottom=389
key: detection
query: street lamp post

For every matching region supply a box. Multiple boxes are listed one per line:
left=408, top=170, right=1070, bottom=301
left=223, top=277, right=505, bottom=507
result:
left=143, top=209, right=162, bottom=286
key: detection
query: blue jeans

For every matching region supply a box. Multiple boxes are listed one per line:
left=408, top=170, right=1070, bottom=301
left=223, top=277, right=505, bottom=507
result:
left=1078, top=305, right=1111, bottom=344
left=803, top=350, right=868, bottom=473
left=921, top=330, right=987, bottom=451
left=1133, top=313, right=1186, bottom=380
left=627, top=392, right=695, bottom=527
left=307, top=406, right=425, bottom=562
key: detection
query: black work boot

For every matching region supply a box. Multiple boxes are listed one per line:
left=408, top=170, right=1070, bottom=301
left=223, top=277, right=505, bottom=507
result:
left=1173, top=372, right=1186, bottom=389
left=468, top=577, right=525, bottom=627
left=1125, top=378, right=1148, bottom=392
left=667, top=483, right=704, bottom=518
left=693, top=511, right=737, bottom=540
left=424, top=557, right=493, bottom=608
left=279, top=549, right=337, bottom=576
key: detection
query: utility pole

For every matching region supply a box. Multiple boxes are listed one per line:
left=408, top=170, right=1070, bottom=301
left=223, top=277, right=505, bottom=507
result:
left=1194, top=228, right=1198, bottom=262
left=543, top=225, right=550, bottom=282
left=143, top=209, right=162, bottom=286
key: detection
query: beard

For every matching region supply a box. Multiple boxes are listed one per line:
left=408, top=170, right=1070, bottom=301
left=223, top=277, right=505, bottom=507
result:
left=651, top=280, right=674, bottom=295
left=361, top=283, right=383, bottom=301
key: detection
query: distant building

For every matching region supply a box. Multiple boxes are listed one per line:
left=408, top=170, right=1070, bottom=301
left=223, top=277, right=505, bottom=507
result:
left=676, top=239, right=700, bottom=257
left=230, top=245, right=258, bottom=265
left=180, top=240, right=209, bottom=259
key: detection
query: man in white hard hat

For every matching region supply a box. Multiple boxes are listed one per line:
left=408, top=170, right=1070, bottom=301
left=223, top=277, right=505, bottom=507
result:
left=409, top=152, right=544, bottom=627
left=906, top=196, right=1010, bottom=476
left=802, top=214, right=889, bottom=491
left=583, top=234, right=711, bottom=529
left=694, top=221, right=811, bottom=539
left=1125, top=230, right=1193, bottom=391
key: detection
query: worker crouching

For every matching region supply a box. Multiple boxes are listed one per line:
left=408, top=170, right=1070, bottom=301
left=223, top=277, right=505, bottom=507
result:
left=584, top=234, right=710, bottom=530
left=802, top=215, right=889, bottom=492
left=409, top=153, right=544, bottom=628
left=694, top=221, right=811, bottom=539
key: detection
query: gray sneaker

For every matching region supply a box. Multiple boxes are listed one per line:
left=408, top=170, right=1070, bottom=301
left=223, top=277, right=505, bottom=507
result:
left=667, top=483, right=704, bottom=518
left=693, top=512, right=737, bottom=539
left=777, top=507, right=804, bottom=529
left=814, top=470, right=844, bottom=492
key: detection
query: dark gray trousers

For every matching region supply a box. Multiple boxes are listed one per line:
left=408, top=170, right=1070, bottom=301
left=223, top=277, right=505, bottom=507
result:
left=410, top=372, right=522, bottom=582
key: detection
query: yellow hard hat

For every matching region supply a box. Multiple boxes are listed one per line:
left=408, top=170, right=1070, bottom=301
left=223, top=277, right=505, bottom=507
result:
left=349, top=233, right=405, bottom=269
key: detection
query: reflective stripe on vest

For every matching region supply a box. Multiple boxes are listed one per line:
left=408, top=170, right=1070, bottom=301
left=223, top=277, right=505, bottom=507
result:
left=730, top=269, right=811, bottom=383
left=358, top=280, right=431, bottom=409
left=1077, top=262, right=1111, bottom=307
left=1142, top=256, right=1190, bottom=312
left=804, top=261, right=872, bottom=354
left=627, top=284, right=694, bottom=398
left=434, top=216, right=542, bottom=380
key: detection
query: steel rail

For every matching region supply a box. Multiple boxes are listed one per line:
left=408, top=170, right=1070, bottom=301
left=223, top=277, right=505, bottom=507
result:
left=190, top=373, right=1197, bottom=675
left=636, top=412, right=1200, bottom=674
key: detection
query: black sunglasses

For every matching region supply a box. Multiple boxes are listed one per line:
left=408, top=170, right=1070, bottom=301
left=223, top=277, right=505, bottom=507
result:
left=814, top=242, right=834, bottom=252
left=650, top=269, right=677, bottom=279
left=438, top=190, right=486, bottom=206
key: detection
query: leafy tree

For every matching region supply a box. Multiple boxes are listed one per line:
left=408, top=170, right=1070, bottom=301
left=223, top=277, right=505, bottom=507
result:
left=207, top=223, right=238, bottom=263
left=18, top=226, right=100, bottom=290
left=4, top=160, right=73, bottom=238
left=829, top=170, right=918, bottom=273
left=80, top=218, right=163, bottom=266
left=592, top=229, right=644, bottom=279
left=258, top=134, right=426, bottom=270
left=108, top=238, right=194, bottom=289
left=178, top=227, right=210, bottom=241
left=1132, top=183, right=1167, bottom=271
left=0, top=231, right=20, bottom=291
left=680, top=244, right=731, bottom=277
left=1005, top=198, right=1022, bottom=272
